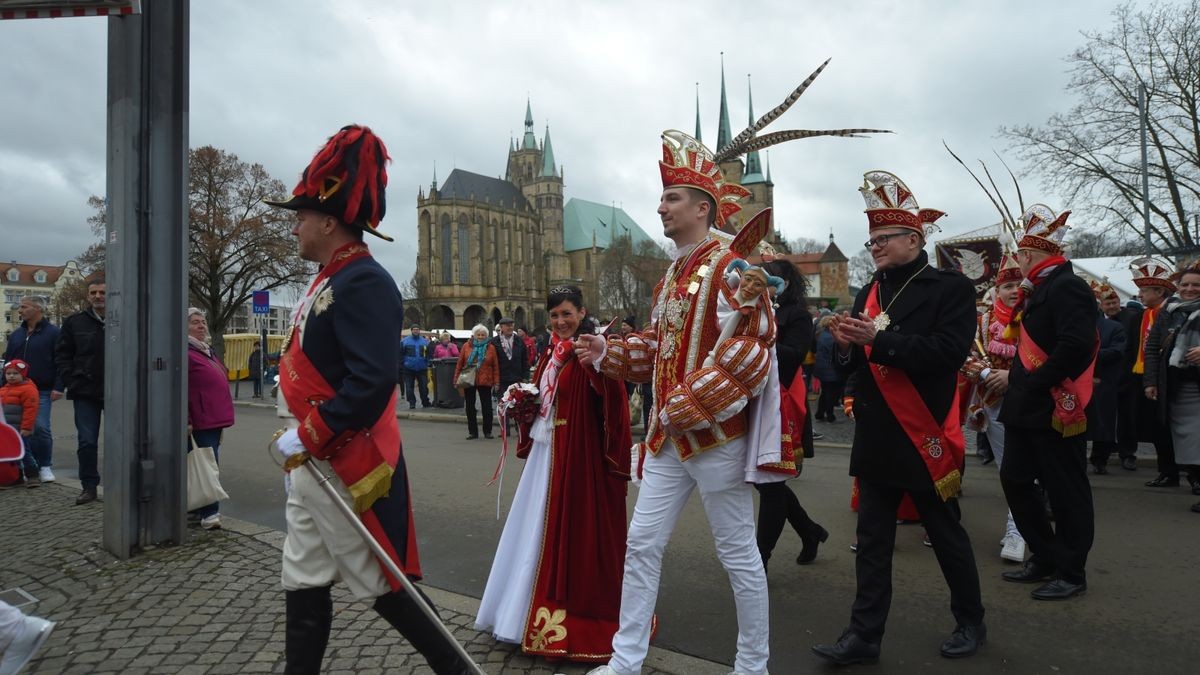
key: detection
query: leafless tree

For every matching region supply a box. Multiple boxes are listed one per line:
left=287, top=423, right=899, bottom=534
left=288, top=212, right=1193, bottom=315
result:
left=398, top=270, right=432, bottom=328
left=788, top=235, right=827, bottom=254
left=847, top=248, right=876, bottom=288
left=188, top=146, right=310, bottom=358
left=1001, top=1, right=1200, bottom=255
left=53, top=196, right=108, bottom=320
left=596, top=236, right=668, bottom=323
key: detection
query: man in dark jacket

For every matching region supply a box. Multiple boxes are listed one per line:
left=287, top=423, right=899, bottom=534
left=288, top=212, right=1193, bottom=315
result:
left=400, top=324, right=432, bottom=409
left=1106, top=288, right=1143, bottom=471
left=1087, top=282, right=1129, bottom=474
left=3, top=295, right=63, bottom=482
left=998, top=205, right=1098, bottom=601
left=55, top=279, right=106, bottom=505
left=812, top=172, right=985, bottom=666
left=491, top=317, right=528, bottom=400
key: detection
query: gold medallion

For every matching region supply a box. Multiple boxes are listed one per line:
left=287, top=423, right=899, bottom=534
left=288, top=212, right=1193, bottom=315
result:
left=687, top=281, right=700, bottom=295
left=873, top=312, right=891, bottom=332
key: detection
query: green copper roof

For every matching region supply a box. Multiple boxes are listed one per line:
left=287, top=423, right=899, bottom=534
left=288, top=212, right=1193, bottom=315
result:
left=563, top=198, right=658, bottom=252
left=716, top=54, right=732, bottom=152
left=742, top=74, right=765, bottom=184
left=522, top=99, right=537, bottom=150
left=540, top=125, right=558, bottom=177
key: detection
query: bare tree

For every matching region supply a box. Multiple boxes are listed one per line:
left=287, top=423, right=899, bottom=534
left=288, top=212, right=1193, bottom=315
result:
left=53, top=196, right=108, bottom=320
left=398, top=270, right=432, bottom=328
left=188, top=146, right=310, bottom=358
left=596, top=236, right=667, bottom=323
left=788, top=236, right=827, bottom=253
left=1001, top=1, right=1200, bottom=255
left=847, top=248, right=875, bottom=288
left=1067, top=228, right=1143, bottom=258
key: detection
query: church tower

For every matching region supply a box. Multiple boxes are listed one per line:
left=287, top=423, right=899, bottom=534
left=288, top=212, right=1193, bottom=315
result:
left=506, top=99, right=542, bottom=190
left=530, top=125, right=570, bottom=286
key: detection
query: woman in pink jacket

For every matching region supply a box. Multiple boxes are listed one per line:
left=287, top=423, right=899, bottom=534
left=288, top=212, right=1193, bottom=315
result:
left=187, top=308, right=235, bottom=530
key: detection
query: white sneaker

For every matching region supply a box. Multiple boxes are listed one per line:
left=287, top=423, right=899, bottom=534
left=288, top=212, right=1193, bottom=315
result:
left=585, top=667, right=618, bottom=675
left=1000, top=534, right=1026, bottom=562
left=200, top=514, right=221, bottom=530
left=0, top=616, right=55, bottom=675
left=38, top=467, right=55, bottom=482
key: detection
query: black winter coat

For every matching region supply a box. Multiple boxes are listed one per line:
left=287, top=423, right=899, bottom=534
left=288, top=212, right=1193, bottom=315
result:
left=56, top=309, right=105, bottom=401
left=491, top=333, right=529, bottom=386
left=1086, top=315, right=1127, bottom=442
left=836, top=252, right=976, bottom=490
left=999, top=262, right=1098, bottom=430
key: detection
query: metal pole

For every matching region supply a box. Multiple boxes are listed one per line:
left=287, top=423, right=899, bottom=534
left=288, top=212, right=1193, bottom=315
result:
left=300, top=461, right=485, bottom=675
left=1139, top=83, right=1152, bottom=256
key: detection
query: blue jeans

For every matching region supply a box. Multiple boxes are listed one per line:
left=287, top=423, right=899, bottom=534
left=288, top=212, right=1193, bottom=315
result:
left=32, top=390, right=53, bottom=468
left=20, top=436, right=38, bottom=479
left=189, top=428, right=222, bottom=518
left=74, top=398, right=104, bottom=490
left=403, top=369, right=430, bottom=406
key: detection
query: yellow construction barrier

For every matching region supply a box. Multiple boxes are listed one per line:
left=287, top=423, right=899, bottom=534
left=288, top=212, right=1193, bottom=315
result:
left=224, top=333, right=286, bottom=380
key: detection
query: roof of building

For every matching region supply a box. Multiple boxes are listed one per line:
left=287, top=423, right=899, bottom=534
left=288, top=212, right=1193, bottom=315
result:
left=821, top=241, right=848, bottom=263
left=522, top=99, right=537, bottom=151
left=540, top=126, right=558, bottom=178
left=1, top=261, right=75, bottom=287
left=435, top=169, right=531, bottom=211
left=742, top=75, right=765, bottom=184
left=716, top=56, right=733, bottom=153
left=563, top=198, right=658, bottom=252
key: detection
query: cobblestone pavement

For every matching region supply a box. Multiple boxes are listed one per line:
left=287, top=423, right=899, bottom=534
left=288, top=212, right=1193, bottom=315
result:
left=1, top=482, right=723, bottom=674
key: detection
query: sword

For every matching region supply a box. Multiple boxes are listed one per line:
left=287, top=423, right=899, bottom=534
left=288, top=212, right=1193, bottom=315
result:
left=298, top=459, right=487, bottom=675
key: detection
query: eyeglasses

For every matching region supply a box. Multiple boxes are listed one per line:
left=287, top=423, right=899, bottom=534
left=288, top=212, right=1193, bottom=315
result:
left=863, top=232, right=909, bottom=249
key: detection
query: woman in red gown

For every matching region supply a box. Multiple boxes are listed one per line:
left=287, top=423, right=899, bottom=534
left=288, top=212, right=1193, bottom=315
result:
left=475, top=285, right=633, bottom=662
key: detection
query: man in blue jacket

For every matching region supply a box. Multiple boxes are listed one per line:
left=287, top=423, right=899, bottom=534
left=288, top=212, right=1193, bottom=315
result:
left=3, top=295, right=63, bottom=483
left=401, top=324, right=431, bottom=409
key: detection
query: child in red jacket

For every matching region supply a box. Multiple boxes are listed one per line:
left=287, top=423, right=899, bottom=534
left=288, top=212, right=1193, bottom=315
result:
left=1, top=359, right=40, bottom=487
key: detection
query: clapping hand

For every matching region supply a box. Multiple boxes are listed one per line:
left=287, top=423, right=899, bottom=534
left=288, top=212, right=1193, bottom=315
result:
left=835, top=312, right=878, bottom=347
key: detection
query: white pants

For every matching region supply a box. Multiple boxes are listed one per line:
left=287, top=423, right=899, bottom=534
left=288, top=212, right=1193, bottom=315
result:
left=0, top=600, right=23, bottom=652
left=281, top=459, right=390, bottom=601
left=608, top=437, right=769, bottom=675
left=983, top=403, right=1020, bottom=539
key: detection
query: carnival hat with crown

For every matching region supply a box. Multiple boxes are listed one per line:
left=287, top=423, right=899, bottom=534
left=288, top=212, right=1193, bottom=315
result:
left=858, top=170, right=946, bottom=236
left=660, top=59, right=888, bottom=229
left=996, top=254, right=1022, bottom=285
left=1089, top=278, right=1119, bottom=301
left=265, top=125, right=393, bottom=241
left=1016, top=204, right=1071, bottom=255
left=1130, top=256, right=1177, bottom=292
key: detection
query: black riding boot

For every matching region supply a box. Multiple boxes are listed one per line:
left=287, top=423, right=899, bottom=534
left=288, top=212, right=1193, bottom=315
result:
left=374, top=589, right=474, bottom=675
left=285, top=585, right=333, bottom=675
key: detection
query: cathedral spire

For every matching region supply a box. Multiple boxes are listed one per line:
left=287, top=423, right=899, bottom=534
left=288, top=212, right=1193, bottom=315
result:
left=522, top=97, right=537, bottom=150
left=716, top=52, right=732, bottom=152
left=431, top=162, right=437, bottom=191
left=743, top=74, right=763, bottom=178
left=540, top=124, right=558, bottom=177
left=765, top=150, right=773, bottom=184
left=694, top=82, right=703, bottom=142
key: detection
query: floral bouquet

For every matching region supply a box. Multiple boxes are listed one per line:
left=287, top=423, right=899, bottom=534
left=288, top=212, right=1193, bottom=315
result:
left=498, top=382, right=540, bottom=459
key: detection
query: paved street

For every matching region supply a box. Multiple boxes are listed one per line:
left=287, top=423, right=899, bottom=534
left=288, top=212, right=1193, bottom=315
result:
left=14, top=396, right=1198, bottom=673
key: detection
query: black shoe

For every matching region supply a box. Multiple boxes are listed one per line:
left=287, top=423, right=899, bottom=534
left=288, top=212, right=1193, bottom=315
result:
left=285, top=585, right=333, bottom=674
left=940, top=623, right=986, bottom=659
left=484, top=433, right=494, bottom=439
left=1001, top=561, right=1055, bottom=584
left=75, top=488, right=98, bottom=505
left=409, top=403, right=416, bottom=410
left=812, top=630, right=880, bottom=666
left=1121, top=457, right=1138, bottom=471
left=374, top=590, right=474, bottom=675
left=465, top=435, right=479, bottom=440
left=797, top=524, right=829, bottom=565
left=812, top=431, right=825, bottom=441
left=1031, top=578, right=1087, bottom=600
left=1191, top=502, right=1200, bottom=513
left=1092, top=463, right=1108, bottom=475
left=1145, top=474, right=1179, bottom=488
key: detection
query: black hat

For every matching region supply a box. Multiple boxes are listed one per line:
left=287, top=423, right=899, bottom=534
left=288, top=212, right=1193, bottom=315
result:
left=498, top=317, right=515, bottom=325
left=622, top=315, right=637, bottom=330
left=265, top=125, right=393, bottom=241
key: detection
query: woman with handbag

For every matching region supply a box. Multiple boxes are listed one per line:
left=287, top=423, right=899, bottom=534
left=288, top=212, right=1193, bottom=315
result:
left=186, top=308, right=235, bottom=530
left=455, top=324, right=499, bottom=439
left=475, top=285, right=633, bottom=662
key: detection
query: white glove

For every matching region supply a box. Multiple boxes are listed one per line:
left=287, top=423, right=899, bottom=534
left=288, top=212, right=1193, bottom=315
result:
left=273, top=428, right=305, bottom=461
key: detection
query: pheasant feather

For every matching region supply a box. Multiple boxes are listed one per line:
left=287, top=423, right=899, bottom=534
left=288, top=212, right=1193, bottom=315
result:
left=732, top=128, right=892, bottom=155
left=716, top=58, right=832, bottom=162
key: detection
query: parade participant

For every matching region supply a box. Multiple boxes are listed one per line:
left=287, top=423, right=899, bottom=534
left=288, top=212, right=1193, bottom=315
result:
left=1143, top=261, right=1200, bottom=512
left=811, top=171, right=985, bottom=665
left=264, top=124, right=471, bottom=675
left=998, top=204, right=1098, bottom=601
left=475, top=285, right=632, bottom=662
left=962, top=254, right=1026, bottom=562
left=1086, top=280, right=1129, bottom=474
left=1126, top=257, right=1182, bottom=488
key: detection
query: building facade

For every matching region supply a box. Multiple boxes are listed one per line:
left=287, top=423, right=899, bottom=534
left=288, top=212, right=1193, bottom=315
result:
left=1, top=260, right=86, bottom=337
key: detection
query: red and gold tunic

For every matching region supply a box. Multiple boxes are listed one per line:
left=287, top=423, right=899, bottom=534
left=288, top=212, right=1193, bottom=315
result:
left=598, top=236, right=775, bottom=461
left=961, top=304, right=1018, bottom=416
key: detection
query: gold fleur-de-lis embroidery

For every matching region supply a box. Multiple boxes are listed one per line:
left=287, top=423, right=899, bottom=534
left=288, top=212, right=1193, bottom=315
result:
left=527, top=607, right=567, bottom=651
left=313, top=288, right=334, bottom=316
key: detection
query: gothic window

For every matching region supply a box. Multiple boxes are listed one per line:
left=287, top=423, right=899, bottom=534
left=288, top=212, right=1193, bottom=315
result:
left=494, top=220, right=502, bottom=287
left=440, top=216, right=452, bottom=284
left=477, top=222, right=486, bottom=286
left=457, top=216, right=470, bottom=284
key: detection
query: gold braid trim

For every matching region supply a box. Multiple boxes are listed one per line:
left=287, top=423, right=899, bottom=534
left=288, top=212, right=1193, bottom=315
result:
left=347, top=462, right=394, bottom=514
left=934, top=469, right=962, bottom=502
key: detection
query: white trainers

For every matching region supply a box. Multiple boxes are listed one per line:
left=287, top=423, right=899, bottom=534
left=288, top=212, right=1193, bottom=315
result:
left=1000, top=534, right=1026, bottom=562
left=585, top=667, right=618, bottom=675
left=38, top=467, right=55, bottom=482
left=200, top=514, right=221, bottom=530
left=0, top=615, right=55, bottom=675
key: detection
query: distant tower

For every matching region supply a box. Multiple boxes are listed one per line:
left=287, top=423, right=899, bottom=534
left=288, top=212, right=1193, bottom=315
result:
left=531, top=124, right=570, bottom=284
left=506, top=98, right=542, bottom=190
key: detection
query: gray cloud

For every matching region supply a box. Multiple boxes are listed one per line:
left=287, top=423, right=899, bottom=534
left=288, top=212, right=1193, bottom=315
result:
left=0, top=0, right=1124, bottom=281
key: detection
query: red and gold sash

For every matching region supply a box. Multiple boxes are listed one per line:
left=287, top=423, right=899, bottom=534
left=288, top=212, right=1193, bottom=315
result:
left=1133, top=306, right=1159, bottom=375
left=1017, top=323, right=1097, bottom=438
left=864, top=284, right=963, bottom=501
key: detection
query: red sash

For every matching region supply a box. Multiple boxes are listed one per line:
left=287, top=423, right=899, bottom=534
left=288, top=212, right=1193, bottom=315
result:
left=1017, top=324, right=1097, bottom=438
left=864, top=284, right=964, bottom=501
left=760, top=372, right=805, bottom=475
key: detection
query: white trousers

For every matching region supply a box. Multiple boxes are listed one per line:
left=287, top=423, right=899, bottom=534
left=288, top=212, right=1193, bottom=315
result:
left=983, top=403, right=1020, bottom=539
left=608, top=437, right=769, bottom=675
left=0, top=600, right=23, bottom=652
left=281, top=459, right=390, bottom=601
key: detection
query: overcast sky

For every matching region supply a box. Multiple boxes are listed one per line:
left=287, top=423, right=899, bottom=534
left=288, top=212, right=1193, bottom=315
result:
left=0, top=0, right=1130, bottom=285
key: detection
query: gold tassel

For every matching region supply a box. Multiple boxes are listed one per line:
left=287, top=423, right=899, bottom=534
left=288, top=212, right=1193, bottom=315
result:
left=1052, top=418, right=1088, bottom=438
left=934, top=469, right=962, bottom=502
left=1002, top=311, right=1022, bottom=341
left=347, top=463, right=394, bottom=514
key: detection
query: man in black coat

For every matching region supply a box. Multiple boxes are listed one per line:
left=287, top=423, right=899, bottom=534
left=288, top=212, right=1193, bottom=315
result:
left=1088, top=282, right=1128, bottom=474
left=812, top=172, right=985, bottom=666
left=1123, top=259, right=1181, bottom=487
left=1100, top=288, right=1142, bottom=471
left=997, top=205, right=1097, bottom=601
left=55, top=279, right=107, bottom=505
left=491, top=316, right=529, bottom=400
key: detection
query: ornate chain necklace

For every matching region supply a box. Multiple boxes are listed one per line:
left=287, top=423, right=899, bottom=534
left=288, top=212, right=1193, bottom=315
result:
left=873, top=263, right=928, bottom=331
